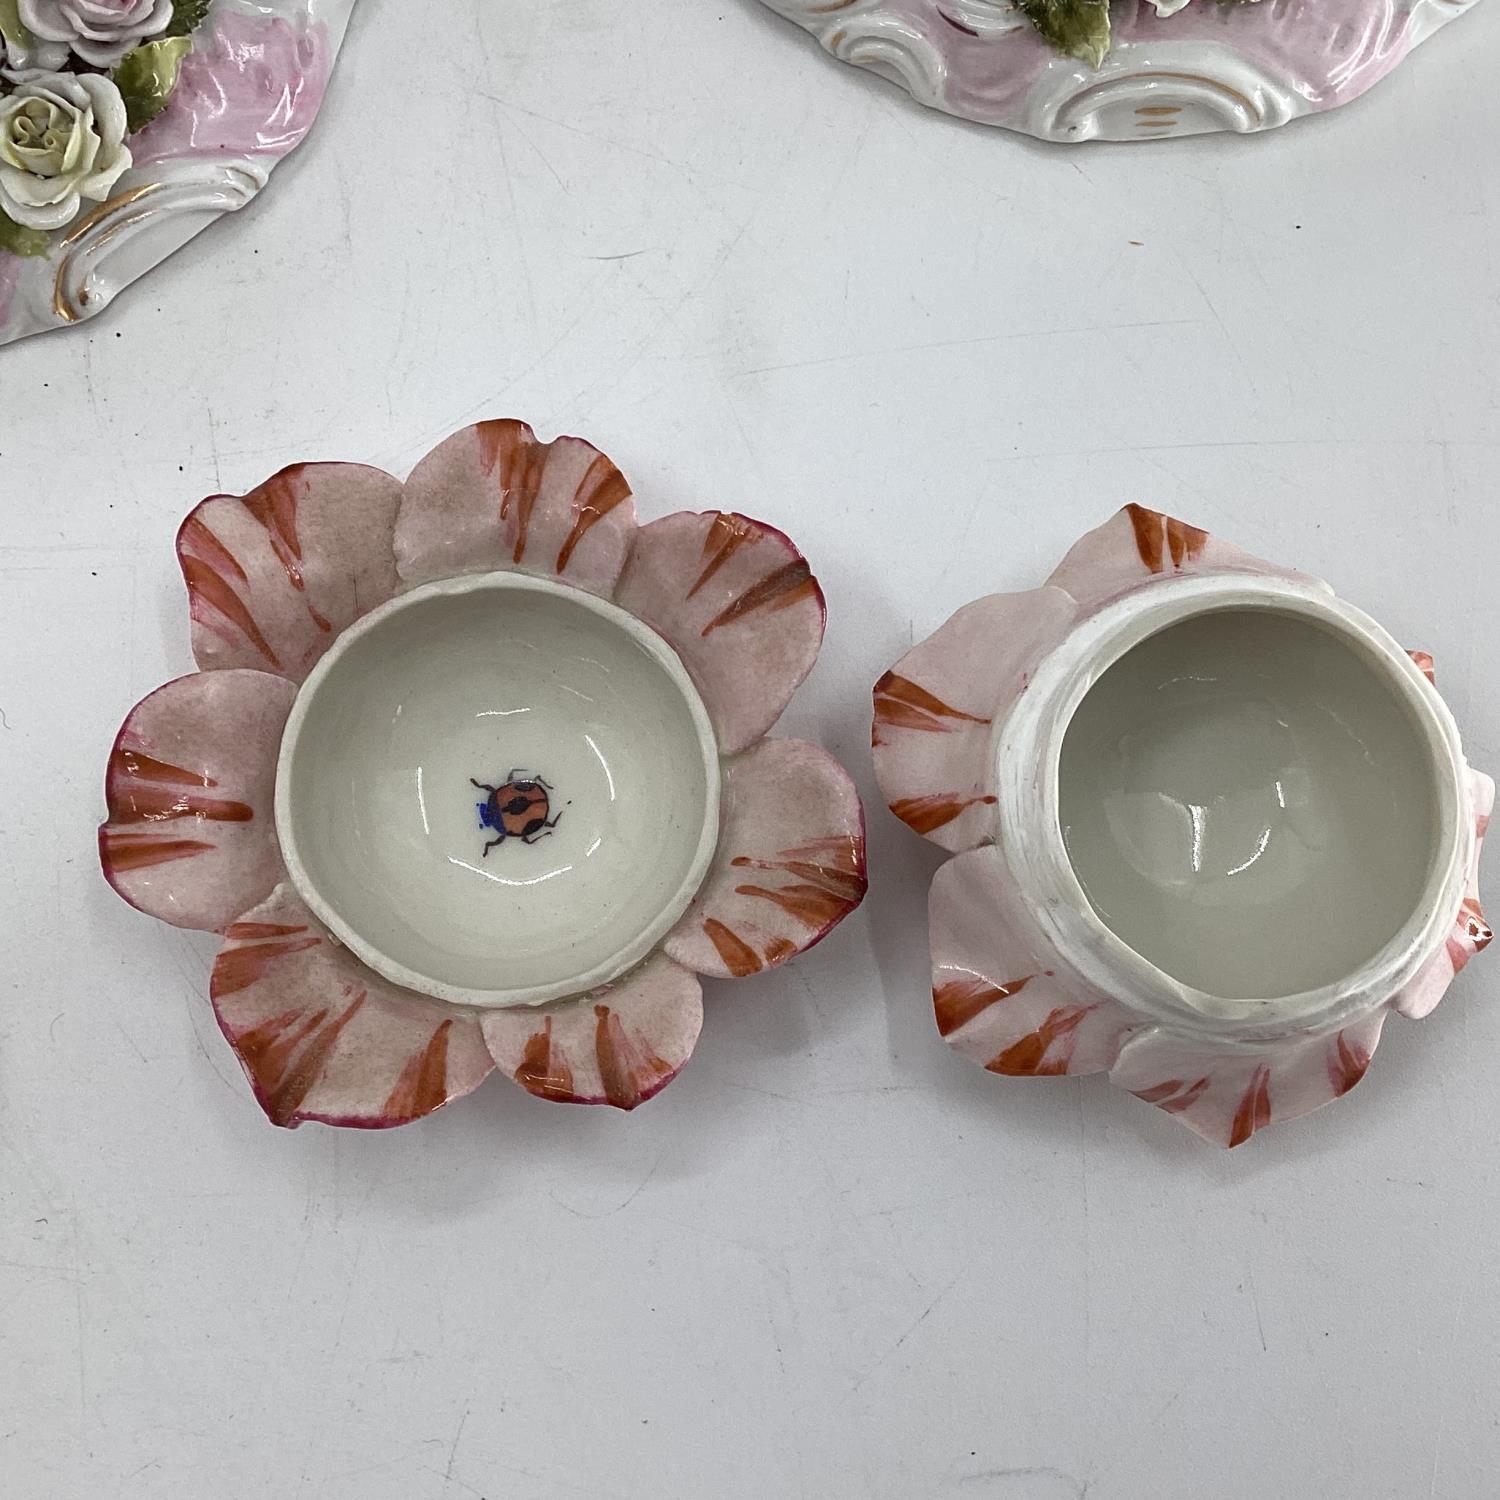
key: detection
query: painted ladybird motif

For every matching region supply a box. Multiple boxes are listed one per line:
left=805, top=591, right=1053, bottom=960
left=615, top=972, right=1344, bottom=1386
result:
left=472, top=770, right=563, bottom=855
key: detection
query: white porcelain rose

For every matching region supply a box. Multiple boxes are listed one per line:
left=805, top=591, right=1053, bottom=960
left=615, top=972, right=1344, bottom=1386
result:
left=0, top=69, right=130, bottom=230
left=19, top=0, right=173, bottom=67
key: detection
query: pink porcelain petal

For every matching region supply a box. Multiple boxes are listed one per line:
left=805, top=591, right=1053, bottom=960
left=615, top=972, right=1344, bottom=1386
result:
left=930, top=846, right=1138, bottom=1076
left=178, top=463, right=403, bottom=682
left=481, top=953, right=702, bottom=1111
left=1046, top=504, right=1321, bottom=617
left=395, top=420, right=638, bottom=596
left=613, top=512, right=826, bottom=755
left=662, top=738, right=867, bottom=980
left=211, top=885, right=493, bottom=1129
left=1396, top=769, right=1495, bottom=1020
left=99, top=670, right=296, bottom=932
left=873, top=588, right=1074, bottom=852
left=1110, top=1009, right=1391, bottom=1149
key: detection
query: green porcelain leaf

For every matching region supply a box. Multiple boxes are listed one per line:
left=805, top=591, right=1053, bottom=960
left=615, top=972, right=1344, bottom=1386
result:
left=0, top=0, right=32, bottom=50
left=0, top=208, right=51, bottom=259
left=163, top=0, right=212, bottom=37
left=114, top=35, right=195, bottom=134
left=1018, top=0, right=1112, bottom=67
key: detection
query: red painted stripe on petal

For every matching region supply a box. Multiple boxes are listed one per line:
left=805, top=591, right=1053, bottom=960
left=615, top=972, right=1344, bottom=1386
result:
left=734, top=882, right=858, bottom=931
left=934, top=975, right=1031, bottom=1038
left=700, top=559, right=817, bottom=635
left=515, top=1016, right=579, bottom=1102
left=889, top=793, right=996, bottom=835
left=181, top=553, right=282, bottom=671
left=100, top=831, right=216, bottom=872
left=1228, top=1066, right=1273, bottom=1148
left=108, top=747, right=253, bottom=823
left=480, top=419, right=549, bottom=566
left=703, top=918, right=762, bottom=976
left=690, top=513, right=758, bottom=598
left=212, top=936, right=322, bottom=996
left=1157, top=1077, right=1212, bottom=1116
left=595, top=1005, right=674, bottom=1111
left=556, top=453, right=631, bottom=573
left=986, top=1006, right=1090, bottom=1076
left=382, top=1020, right=455, bottom=1122
left=1327, top=1033, right=1372, bottom=1099
left=233, top=993, right=366, bottom=1127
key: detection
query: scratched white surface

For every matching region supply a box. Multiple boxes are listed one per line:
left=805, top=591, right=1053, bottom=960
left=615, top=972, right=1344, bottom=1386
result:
left=3, top=3, right=1499, bottom=1497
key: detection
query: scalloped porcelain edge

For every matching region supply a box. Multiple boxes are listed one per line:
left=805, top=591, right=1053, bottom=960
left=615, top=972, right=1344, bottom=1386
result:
left=872, top=504, right=1492, bottom=1147
left=98, top=418, right=869, bottom=1128
left=0, top=0, right=355, bottom=346
left=758, top=0, right=1482, bottom=143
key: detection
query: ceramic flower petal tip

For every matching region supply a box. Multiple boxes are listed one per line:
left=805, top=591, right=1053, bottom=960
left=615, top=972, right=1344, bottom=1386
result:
left=481, top=953, right=703, bottom=1110
left=614, top=512, right=826, bottom=756
left=1045, top=504, right=1322, bottom=616
left=211, top=886, right=494, bottom=1129
left=1111, top=1009, right=1390, bottom=1149
left=178, top=462, right=403, bottom=682
left=930, top=847, right=1138, bottom=1077
left=872, top=589, right=1074, bottom=852
left=395, top=420, right=639, bottom=597
left=99, top=670, right=296, bottom=932
left=1396, top=770, right=1495, bottom=1020
left=662, top=738, right=867, bottom=980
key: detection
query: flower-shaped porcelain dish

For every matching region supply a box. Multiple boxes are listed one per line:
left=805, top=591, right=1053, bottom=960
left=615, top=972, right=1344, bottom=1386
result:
left=758, top=0, right=1481, bottom=142
left=0, top=0, right=352, bottom=345
left=874, top=505, right=1492, bottom=1147
left=99, top=420, right=867, bottom=1127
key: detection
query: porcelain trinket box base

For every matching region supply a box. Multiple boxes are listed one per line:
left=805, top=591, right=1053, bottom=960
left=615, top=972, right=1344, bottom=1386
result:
left=874, top=505, right=1491, bottom=1146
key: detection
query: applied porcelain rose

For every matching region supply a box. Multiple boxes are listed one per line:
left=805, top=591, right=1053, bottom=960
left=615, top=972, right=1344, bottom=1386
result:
left=0, top=0, right=352, bottom=345
left=100, top=420, right=867, bottom=1128
left=759, top=0, right=1481, bottom=142
left=873, top=506, right=1491, bottom=1146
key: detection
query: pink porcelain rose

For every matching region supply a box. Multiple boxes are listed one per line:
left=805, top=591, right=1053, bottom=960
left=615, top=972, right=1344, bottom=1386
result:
left=100, top=421, right=867, bottom=1129
left=19, top=0, right=174, bottom=67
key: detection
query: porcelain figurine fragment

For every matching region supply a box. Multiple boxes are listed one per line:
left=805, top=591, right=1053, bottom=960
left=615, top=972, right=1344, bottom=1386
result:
left=759, top=0, right=1481, bottom=142
left=100, top=420, right=867, bottom=1128
left=873, top=504, right=1491, bottom=1146
left=0, top=0, right=353, bottom=344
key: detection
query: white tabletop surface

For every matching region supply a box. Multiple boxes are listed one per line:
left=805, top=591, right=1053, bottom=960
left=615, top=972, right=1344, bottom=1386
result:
left=5, top=3, right=1500, bottom=1496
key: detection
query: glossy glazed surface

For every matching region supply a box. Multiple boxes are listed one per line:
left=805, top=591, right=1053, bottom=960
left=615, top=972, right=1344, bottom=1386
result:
left=1059, top=609, right=1438, bottom=999
left=876, top=504, right=1491, bottom=1148
left=760, top=0, right=1480, bottom=142
left=99, top=420, right=866, bottom=1131
left=0, top=0, right=353, bottom=345
left=278, top=573, right=720, bottom=1006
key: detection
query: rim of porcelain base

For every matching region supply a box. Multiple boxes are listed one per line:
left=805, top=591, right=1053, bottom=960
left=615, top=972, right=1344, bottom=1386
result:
left=993, top=575, right=1471, bottom=1038
left=274, top=571, right=722, bottom=1010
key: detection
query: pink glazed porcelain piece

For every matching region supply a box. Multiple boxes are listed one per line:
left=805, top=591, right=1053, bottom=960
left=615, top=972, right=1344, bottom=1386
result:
left=0, top=0, right=352, bottom=345
left=99, top=420, right=867, bottom=1128
left=874, top=506, right=1491, bottom=1147
left=758, top=0, right=1481, bottom=142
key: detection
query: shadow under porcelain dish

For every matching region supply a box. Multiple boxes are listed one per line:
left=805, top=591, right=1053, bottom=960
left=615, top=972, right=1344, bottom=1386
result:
left=100, top=419, right=867, bottom=1128
left=279, top=572, right=721, bottom=1008
left=874, top=506, right=1491, bottom=1147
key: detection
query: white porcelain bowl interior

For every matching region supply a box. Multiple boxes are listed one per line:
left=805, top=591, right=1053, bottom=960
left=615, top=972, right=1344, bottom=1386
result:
left=1057, top=606, right=1443, bottom=1002
left=276, top=573, right=721, bottom=1008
